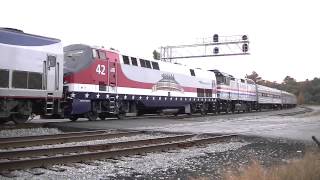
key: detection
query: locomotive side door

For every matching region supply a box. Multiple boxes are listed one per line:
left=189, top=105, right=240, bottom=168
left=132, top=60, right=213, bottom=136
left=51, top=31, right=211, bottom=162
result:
left=107, top=54, right=118, bottom=93
left=43, top=55, right=59, bottom=92
left=94, top=49, right=108, bottom=92
left=43, top=54, right=60, bottom=115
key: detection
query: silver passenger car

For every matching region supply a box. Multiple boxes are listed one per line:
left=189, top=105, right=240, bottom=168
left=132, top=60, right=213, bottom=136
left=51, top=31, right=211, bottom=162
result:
left=0, top=28, right=63, bottom=123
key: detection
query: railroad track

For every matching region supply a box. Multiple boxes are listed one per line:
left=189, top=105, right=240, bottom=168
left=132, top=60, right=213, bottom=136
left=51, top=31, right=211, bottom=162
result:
left=0, top=130, right=140, bottom=149
left=0, top=123, right=45, bottom=131
left=0, top=132, right=237, bottom=172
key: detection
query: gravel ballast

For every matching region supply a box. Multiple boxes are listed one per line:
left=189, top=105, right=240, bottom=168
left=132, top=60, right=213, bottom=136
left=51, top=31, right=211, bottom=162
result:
left=0, top=136, right=312, bottom=180
left=0, top=133, right=172, bottom=152
left=0, top=128, right=61, bottom=138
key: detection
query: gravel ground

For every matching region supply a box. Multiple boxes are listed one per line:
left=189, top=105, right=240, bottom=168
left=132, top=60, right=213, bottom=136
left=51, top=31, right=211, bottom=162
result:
left=0, top=128, right=61, bottom=138
left=0, top=136, right=313, bottom=180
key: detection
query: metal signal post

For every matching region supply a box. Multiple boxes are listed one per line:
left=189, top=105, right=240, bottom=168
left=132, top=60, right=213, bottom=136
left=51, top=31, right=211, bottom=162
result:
left=160, top=34, right=249, bottom=62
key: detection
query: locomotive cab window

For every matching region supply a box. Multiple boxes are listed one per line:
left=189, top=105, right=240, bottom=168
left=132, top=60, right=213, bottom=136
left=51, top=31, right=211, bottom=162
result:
left=140, top=59, right=146, bottom=67
left=216, top=75, right=223, bottom=84
left=92, top=49, right=98, bottom=58
left=225, top=77, right=230, bottom=85
left=145, top=60, right=152, bottom=69
left=216, top=75, right=230, bottom=85
left=152, top=62, right=160, bottom=70
left=0, top=69, right=9, bottom=88
left=98, top=50, right=106, bottom=60
left=190, top=69, right=195, bottom=76
left=131, top=57, right=138, bottom=66
left=122, top=55, right=130, bottom=65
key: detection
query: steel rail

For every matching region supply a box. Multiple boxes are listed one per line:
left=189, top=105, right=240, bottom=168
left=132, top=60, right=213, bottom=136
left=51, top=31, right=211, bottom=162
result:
left=0, top=134, right=195, bottom=159
left=0, top=123, right=44, bottom=131
left=0, top=134, right=237, bottom=171
left=0, top=131, right=141, bottom=149
left=0, top=130, right=112, bottom=142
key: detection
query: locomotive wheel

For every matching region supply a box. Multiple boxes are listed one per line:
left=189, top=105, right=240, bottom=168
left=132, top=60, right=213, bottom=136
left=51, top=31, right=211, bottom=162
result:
left=200, top=108, right=207, bottom=116
left=86, top=111, right=98, bottom=121
left=225, top=107, right=230, bottom=114
left=69, top=115, right=79, bottom=122
left=0, top=118, right=8, bottom=124
left=116, top=113, right=125, bottom=120
left=99, top=115, right=106, bottom=120
left=11, top=114, right=29, bottom=124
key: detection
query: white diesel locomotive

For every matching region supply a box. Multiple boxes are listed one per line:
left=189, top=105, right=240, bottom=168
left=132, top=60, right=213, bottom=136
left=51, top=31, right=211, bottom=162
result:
left=0, top=29, right=297, bottom=123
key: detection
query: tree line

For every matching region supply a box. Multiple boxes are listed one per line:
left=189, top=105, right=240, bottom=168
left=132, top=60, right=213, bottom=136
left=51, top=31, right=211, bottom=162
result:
left=246, top=71, right=320, bottom=105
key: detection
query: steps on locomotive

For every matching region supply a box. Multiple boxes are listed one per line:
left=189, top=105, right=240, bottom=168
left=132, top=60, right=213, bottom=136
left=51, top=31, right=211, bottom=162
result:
left=45, top=93, right=54, bottom=115
left=108, top=96, right=116, bottom=114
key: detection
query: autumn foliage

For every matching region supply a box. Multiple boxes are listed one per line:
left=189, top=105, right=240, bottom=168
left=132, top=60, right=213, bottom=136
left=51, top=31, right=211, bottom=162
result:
left=246, top=71, right=320, bottom=105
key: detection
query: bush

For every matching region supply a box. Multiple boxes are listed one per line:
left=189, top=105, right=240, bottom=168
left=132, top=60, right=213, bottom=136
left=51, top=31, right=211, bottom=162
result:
left=224, top=152, right=320, bottom=180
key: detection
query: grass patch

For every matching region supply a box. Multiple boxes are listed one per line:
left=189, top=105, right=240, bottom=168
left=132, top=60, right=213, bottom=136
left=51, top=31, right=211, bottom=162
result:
left=225, top=152, right=320, bottom=180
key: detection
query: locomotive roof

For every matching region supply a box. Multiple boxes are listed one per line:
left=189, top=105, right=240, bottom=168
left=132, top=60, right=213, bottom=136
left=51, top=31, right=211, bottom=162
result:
left=209, top=69, right=234, bottom=78
left=0, top=27, right=61, bottom=46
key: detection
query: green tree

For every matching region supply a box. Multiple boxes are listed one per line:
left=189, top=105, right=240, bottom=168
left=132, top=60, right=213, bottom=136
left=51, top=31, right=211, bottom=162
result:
left=153, top=50, right=160, bottom=60
left=281, top=76, right=298, bottom=95
left=246, top=71, right=320, bottom=105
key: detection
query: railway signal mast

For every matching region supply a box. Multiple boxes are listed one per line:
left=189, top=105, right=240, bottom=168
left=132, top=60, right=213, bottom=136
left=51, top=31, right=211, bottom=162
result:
left=160, top=34, right=249, bottom=62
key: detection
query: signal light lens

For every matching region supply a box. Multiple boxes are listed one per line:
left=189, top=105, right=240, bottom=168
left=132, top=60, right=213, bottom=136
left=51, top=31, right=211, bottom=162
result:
left=242, top=44, right=248, bottom=52
left=214, top=47, right=219, bottom=54
left=213, top=34, right=219, bottom=42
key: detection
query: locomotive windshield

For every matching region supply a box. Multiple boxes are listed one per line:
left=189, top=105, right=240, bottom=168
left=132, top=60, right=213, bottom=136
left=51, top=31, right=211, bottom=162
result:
left=216, top=75, right=224, bottom=84
left=216, top=75, right=230, bottom=85
left=63, top=44, right=93, bottom=74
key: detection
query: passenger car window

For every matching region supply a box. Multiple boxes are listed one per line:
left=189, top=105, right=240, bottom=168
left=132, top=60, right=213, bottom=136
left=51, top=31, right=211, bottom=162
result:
left=131, top=57, right=138, bottom=66
left=12, top=71, right=28, bottom=89
left=140, top=59, right=146, bottom=67
left=190, top=69, right=195, bottom=76
left=145, top=60, right=152, bottom=68
left=0, top=69, right=9, bottom=88
left=152, top=62, right=160, bottom=70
